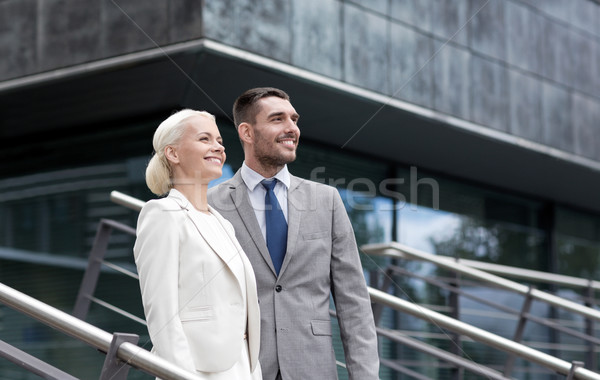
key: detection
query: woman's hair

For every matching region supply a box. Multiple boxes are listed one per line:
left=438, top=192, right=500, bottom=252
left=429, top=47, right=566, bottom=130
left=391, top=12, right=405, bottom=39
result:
left=145, top=109, right=216, bottom=195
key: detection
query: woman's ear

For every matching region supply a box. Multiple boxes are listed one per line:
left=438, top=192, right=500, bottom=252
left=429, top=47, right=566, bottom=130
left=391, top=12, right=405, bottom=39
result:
left=164, top=145, right=179, bottom=164
left=238, top=122, right=253, bottom=145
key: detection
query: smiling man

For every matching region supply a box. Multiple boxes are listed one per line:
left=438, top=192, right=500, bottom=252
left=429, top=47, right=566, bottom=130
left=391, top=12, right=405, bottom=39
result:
left=208, top=87, right=380, bottom=380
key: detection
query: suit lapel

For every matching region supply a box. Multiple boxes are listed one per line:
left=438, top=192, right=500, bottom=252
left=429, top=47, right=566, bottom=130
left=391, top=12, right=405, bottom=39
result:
left=278, top=175, right=304, bottom=276
left=228, top=172, right=277, bottom=276
left=168, top=190, right=238, bottom=272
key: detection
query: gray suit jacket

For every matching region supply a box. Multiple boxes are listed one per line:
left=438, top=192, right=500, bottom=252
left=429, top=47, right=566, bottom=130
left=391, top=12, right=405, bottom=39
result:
left=208, top=170, right=379, bottom=380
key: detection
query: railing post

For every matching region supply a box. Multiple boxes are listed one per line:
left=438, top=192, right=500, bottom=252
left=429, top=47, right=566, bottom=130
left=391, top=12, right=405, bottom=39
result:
left=72, top=219, right=113, bottom=320
left=585, top=280, right=597, bottom=370
left=503, top=286, right=534, bottom=377
left=449, top=264, right=463, bottom=380
left=372, top=268, right=395, bottom=326
left=567, top=361, right=585, bottom=380
left=99, top=332, right=140, bottom=380
left=0, top=339, right=79, bottom=380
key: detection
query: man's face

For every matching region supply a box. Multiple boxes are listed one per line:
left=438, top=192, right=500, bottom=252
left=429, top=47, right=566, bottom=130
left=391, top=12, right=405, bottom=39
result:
left=250, top=96, right=300, bottom=168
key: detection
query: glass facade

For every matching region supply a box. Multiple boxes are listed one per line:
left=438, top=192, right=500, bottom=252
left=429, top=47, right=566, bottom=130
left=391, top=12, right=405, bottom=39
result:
left=1, top=118, right=599, bottom=379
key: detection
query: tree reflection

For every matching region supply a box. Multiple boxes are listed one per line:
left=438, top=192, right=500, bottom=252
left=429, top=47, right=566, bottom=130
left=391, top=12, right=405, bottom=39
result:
left=430, top=216, right=545, bottom=270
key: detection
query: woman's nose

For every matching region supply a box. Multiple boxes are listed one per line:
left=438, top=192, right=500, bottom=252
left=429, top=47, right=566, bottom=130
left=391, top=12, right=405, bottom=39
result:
left=212, top=141, right=224, bottom=152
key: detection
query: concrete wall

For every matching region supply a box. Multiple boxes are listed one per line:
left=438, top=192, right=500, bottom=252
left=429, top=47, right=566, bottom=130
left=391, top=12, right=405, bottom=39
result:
left=0, top=0, right=203, bottom=79
left=1, top=0, right=599, bottom=161
left=203, top=0, right=600, bottom=161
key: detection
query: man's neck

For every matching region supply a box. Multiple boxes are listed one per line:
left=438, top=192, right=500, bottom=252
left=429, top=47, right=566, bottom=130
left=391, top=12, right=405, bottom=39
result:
left=245, top=159, right=284, bottom=179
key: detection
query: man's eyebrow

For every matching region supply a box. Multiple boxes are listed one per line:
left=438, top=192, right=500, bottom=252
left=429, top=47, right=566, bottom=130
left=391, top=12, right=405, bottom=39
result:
left=267, top=111, right=300, bottom=119
left=267, top=111, right=285, bottom=118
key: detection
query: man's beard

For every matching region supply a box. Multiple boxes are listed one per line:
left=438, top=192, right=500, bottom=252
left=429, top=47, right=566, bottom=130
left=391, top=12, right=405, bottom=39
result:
left=257, top=152, right=296, bottom=168
left=254, top=131, right=298, bottom=168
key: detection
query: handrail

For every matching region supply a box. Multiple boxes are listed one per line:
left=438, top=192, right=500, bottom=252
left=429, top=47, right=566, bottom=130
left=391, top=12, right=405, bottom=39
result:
left=110, top=190, right=144, bottom=212
left=367, top=287, right=600, bottom=380
left=436, top=256, right=600, bottom=293
left=363, top=242, right=600, bottom=323
left=109, top=191, right=599, bottom=377
left=0, top=282, right=206, bottom=380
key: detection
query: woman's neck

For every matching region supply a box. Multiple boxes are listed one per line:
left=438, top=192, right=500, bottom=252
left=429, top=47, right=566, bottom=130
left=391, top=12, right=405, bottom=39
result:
left=173, top=184, right=209, bottom=212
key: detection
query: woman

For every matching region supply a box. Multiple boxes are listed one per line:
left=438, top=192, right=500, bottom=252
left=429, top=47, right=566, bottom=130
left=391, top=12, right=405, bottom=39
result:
left=133, top=109, right=261, bottom=379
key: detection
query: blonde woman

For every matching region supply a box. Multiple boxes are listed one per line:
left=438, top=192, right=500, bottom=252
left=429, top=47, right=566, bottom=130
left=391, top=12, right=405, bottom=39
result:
left=134, top=109, right=261, bottom=379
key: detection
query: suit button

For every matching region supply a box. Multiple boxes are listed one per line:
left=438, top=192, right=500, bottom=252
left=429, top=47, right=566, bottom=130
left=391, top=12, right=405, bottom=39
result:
left=275, top=285, right=282, bottom=292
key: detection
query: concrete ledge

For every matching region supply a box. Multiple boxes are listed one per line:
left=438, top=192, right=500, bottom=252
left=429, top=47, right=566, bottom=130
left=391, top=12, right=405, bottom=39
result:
left=1, top=39, right=599, bottom=213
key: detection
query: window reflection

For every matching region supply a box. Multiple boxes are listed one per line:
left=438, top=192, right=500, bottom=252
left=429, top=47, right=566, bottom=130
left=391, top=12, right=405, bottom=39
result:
left=392, top=174, right=554, bottom=378
left=556, top=207, right=600, bottom=279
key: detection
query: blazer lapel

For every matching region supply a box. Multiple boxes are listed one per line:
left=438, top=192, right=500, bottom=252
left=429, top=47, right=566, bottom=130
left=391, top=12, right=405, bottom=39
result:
left=216, top=207, right=261, bottom=370
left=228, top=172, right=277, bottom=276
left=168, top=190, right=238, bottom=271
left=278, top=175, right=305, bottom=276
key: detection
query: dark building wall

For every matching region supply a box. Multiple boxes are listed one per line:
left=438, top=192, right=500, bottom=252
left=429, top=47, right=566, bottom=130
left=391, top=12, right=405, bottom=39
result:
left=2, top=0, right=598, bottom=162
left=0, top=0, right=203, bottom=79
left=202, top=0, right=600, bottom=161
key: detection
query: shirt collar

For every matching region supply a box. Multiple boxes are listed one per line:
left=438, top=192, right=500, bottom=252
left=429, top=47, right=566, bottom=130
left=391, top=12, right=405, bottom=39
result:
left=241, top=162, right=291, bottom=191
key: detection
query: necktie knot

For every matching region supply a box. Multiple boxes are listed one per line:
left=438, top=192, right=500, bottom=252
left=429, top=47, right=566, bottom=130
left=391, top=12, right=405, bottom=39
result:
left=261, top=179, right=277, bottom=192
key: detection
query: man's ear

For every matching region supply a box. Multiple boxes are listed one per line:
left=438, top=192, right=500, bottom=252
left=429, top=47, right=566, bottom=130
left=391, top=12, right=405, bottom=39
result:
left=238, top=122, right=253, bottom=145
left=164, top=145, right=179, bottom=164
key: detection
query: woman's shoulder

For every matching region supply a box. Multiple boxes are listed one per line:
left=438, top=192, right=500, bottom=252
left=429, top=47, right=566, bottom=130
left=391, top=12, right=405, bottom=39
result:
left=141, top=196, right=180, bottom=211
left=138, top=196, right=186, bottom=224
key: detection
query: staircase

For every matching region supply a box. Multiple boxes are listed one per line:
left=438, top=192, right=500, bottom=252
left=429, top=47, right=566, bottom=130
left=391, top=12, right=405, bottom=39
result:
left=1, top=191, right=599, bottom=379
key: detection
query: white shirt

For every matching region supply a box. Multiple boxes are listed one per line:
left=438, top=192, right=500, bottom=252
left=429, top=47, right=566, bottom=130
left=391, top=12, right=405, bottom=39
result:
left=240, top=162, right=290, bottom=242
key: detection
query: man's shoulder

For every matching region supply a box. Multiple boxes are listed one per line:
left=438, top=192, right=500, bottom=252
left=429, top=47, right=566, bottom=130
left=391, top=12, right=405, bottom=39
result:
left=208, top=177, right=237, bottom=197
left=293, top=175, right=338, bottom=194
left=209, top=178, right=234, bottom=190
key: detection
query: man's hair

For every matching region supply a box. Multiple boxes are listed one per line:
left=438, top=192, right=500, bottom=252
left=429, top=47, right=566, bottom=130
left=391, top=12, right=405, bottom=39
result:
left=233, top=87, right=290, bottom=128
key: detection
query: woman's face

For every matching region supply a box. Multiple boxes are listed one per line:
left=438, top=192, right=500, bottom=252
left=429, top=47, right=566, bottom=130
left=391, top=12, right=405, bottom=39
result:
left=168, top=115, right=226, bottom=185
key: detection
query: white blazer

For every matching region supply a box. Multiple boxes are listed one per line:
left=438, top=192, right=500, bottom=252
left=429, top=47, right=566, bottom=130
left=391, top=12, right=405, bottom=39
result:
left=133, top=189, right=260, bottom=373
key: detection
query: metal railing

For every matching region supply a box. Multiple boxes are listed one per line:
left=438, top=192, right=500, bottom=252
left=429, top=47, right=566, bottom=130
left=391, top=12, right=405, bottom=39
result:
left=363, top=242, right=600, bottom=324
left=363, top=242, right=600, bottom=376
left=0, top=282, right=211, bottom=380
left=73, top=218, right=142, bottom=323
left=103, top=191, right=600, bottom=379
left=368, top=287, right=599, bottom=380
left=428, top=256, right=600, bottom=294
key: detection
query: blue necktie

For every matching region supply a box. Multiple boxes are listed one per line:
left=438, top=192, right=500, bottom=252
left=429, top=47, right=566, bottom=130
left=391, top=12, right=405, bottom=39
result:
left=262, top=179, right=287, bottom=274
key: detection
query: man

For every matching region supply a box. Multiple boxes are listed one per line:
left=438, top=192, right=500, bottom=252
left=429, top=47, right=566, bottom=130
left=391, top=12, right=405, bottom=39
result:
left=208, top=87, right=379, bottom=380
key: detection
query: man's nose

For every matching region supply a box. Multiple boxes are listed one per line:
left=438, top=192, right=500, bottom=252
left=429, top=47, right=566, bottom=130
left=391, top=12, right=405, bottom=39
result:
left=285, top=118, right=299, bottom=133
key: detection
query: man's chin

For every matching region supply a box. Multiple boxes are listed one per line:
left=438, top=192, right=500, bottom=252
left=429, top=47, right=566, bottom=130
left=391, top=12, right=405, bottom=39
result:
left=259, top=154, right=296, bottom=167
left=282, top=152, right=297, bottom=164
